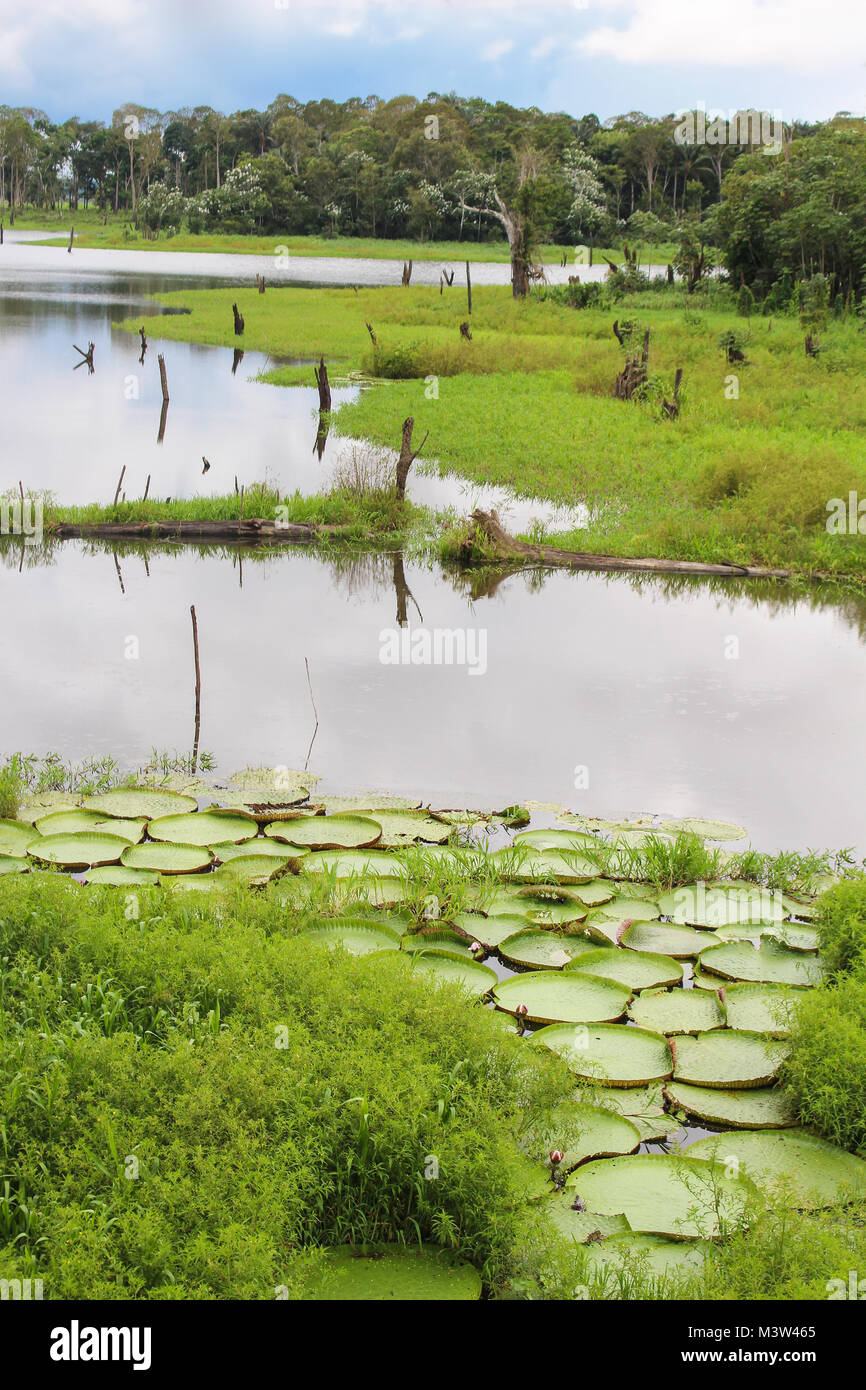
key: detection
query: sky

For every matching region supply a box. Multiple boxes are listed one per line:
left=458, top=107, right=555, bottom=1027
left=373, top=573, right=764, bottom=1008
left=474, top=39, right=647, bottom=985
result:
left=1, top=0, right=864, bottom=125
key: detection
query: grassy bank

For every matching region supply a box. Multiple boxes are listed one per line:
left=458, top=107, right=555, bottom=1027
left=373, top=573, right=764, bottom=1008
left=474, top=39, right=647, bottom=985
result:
left=121, top=281, right=866, bottom=579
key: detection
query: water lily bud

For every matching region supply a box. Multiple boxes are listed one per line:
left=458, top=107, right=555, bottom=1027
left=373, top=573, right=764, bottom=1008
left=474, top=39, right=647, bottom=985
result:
left=470, top=941, right=482, bottom=955
left=515, top=1003, right=528, bottom=1017
left=550, top=1149, right=564, bottom=1166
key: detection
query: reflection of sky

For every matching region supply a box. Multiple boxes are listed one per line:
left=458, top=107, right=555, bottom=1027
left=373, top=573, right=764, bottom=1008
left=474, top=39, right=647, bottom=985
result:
left=2, top=545, right=863, bottom=856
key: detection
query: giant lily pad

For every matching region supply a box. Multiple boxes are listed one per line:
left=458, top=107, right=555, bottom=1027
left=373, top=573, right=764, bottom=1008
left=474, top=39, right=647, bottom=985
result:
left=482, top=886, right=588, bottom=927
left=582, top=1084, right=681, bottom=1143
left=699, top=938, right=824, bottom=986
left=29, top=832, right=129, bottom=869
left=34, top=809, right=142, bottom=839
left=267, top=814, right=383, bottom=850
left=402, top=950, right=497, bottom=997
left=531, top=1022, right=672, bottom=1087
left=657, top=883, right=784, bottom=928
left=687, top=1129, right=866, bottom=1208
left=82, top=864, right=161, bottom=886
left=82, top=787, right=197, bottom=819
left=302, top=919, right=402, bottom=956
left=492, top=847, right=597, bottom=884
left=577, top=1233, right=709, bottom=1282
left=664, top=1082, right=796, bottom=1129
left=764, top=923, right=820, bottom=953
left=0, top=856, right=29, bottom=875
left=569, top=880, right=617, bottom=908
left=295, top=1244, right=481, bottom=1301
left=498, top=930, right=600, bottom=970
left=0, top=819, right=39, bottom=857
left=721, top=983, right=807, bottom=1036
left=452, top=912, right=531, bottom=950
left=660, top=818, right=747, bottom=841
left=300, top=850, right=406, bottom=878
left=565, top=947, right=682, bottom=991
left=673, top=1030, right=789, bottom=1089
left=122, top=842, right=214, bottom=875
left=400, top=929, right=476, bottom=961
left=628, top=988, right=725, bottom=1034
left=524, top=1102, right=640, bottom=1170
left=365, top=811, right=450, bottom=846
left=493, top=971, right=631, bottom=1025
left=621, top=921, right=716, bottom=958
left=513, top=829, right=599, bottom=852
left=216, top=855, right=285, bottom=885
left=210, top=839, right=299, bottom=866
left=147, top=811, right=258, bottom=847
left=565, top=1153, right=756, bottom=1239
left=545, top=1203, right=632, bottom=1245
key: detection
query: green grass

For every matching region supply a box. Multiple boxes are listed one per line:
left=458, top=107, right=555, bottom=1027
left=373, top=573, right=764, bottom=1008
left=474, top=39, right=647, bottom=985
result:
left=118, top=281, right=866, bottom=577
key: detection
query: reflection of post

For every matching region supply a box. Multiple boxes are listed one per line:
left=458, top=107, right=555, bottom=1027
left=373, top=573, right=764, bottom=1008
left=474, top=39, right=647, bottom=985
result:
left=231, top=348, right=244, bottom=376
left=312, top=412, right=330, bottom=460
left=113, top=551, right=125, bottom=594
left=157, top=399, right=168, bottom=444
left=190, top=605, right=202, bottom=774
left=392, top=551, right=423, bottom=628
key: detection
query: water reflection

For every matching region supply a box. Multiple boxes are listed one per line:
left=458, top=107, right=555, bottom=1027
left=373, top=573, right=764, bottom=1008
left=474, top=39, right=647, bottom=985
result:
left=1, top=537, right=863, bottom=855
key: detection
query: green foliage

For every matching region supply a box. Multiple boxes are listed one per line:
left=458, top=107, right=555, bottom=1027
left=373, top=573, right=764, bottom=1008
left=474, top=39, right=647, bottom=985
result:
left=783, top=971, right=866, bottom=1156
left=0, top=768, right=21, bottom=820
left=812, top=878, right=866, bottom=976
left=0, top=874, right=567, bottom=1297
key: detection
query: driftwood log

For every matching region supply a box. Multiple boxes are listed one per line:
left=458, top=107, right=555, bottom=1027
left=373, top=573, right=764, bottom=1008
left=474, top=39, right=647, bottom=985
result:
left=48, top=518, right=362, bottom=543
left=459, top=510, right=796, bottom=581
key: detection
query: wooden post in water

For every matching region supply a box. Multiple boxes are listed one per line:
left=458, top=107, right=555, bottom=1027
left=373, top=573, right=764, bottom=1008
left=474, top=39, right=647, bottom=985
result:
left=158, top=354, right=169, bottom=402
left=190, top=605, right=202, bottom=774
left=466, top=261, right=472, bottom=316
left=113, top=465, right=126, bottom=507
left=68, top=226, right=74, bottom=253
left=314, top=357, right=331, bottom=412
left=143, top=474, right=151, bottom=501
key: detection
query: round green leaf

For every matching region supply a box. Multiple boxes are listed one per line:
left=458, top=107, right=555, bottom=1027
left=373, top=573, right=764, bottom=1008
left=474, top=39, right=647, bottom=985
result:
left=122, top=842, right=214, bottom=875
left=628, top=988, right=725, bottom=1034
left=0, top=855, right=29, bottom=875
left=147, top=811, right=258, bottom=847
left=295, top=1245, right=481, bottom=1301
left=452, top=912, right=530, bottom=950
left=498, top=930, right=600, bottom=970
left=664, top=1082, right=797, bottom=1129
left=401, top=929, right=476, bottom=960
left=493, top=971, right=631, bottom=1025
left=721, top=983, right=807, bottom=1036
left=687, top=1129, right=866, bottom=1208
left=301, top=919, right=402, bottom=956
left=531, top=1022, right=672, bottom=1087
left=657, top=883, right=784, bottom=927
left=211, top=839, right=299, bottom=865
left=699, top=939, right=824, bottom=986
left=566, top=1152, right=756, bottom=1238
left=365, top=811, right=450, bottom=846
left=29, top=832, right=130, bottom=869
left=524, top=1102, right=641, bottom=1170
left=82, top=865, right=160, bottom=886
left=513, top=829, right=599, bottom=852
left=578, top=1233, right=709, bottom=1282
left=673, top=1030, right=790, bottom=1089
left=402, top=950, right=497, bottom=997
left=621, top=921, right=718, bottom=958
left=0, top=819, right=39, bottom=857
left=483, top=885, right=588, bottom=927
left=660, top=818, right=747, bottom=841
left=82, top=788, right=198, bottom=819
left=300, top=850, right=406, bottom=878
left=565, top=947, right=683, bottom=991
left=267, top=814, right=383, bottom=850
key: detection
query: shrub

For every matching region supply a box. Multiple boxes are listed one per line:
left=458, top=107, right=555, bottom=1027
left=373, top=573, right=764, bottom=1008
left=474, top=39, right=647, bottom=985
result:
left=782, top=971, right=866, bottom=1155
left=813, top=878, right=866, bottom=976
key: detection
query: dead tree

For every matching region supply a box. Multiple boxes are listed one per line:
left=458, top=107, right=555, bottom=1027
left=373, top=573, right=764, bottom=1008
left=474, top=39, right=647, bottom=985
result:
left=314, top=356, right=331, bottom=412
left=726, top=341, right=746, bottom=364
left=401, top=260, right=413, bottom=286
left=560, top=251, right=568, bottom=268
left=439, top=276, right=444, bottom=295
left=612, top=320, right=625, bottom=346
left=255, top=274, right=266, bottom=294
left=663, top=368, right=683, bottom=419
left=68, top=226, right=74, bottom=253
left=231, top=348, right=244, bottom=375
left=466, top=261, right=472, bottom=315
left=614, top=329, right=650, bottom=400
left=232, top=303, right=245, bottom=335
left=442, top=267, right=455, bottom=286
left=157, top=354, right=169, bottom=402
left=460, top=321, right=472, bottom=342
left=805, top=332, right=820, bottom=358
left=365, top=321, right=378, bottom=347
left=138, top=326, right=147, bottom=364
left=395, top=417, right=429, bottom=502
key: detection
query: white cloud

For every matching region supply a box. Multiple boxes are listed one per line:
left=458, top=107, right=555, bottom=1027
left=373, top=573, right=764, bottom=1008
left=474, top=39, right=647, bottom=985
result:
left=577, top=0, right=866, bottom=73
left=530, top=37, right=558, bottom=60
left=481, top=38, right=514, bottom=61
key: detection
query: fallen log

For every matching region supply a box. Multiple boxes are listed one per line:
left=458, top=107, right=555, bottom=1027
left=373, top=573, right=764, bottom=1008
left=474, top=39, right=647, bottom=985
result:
left=47, top=518, right=365, bottom=543
left=458, top=510, right=799, bottom=581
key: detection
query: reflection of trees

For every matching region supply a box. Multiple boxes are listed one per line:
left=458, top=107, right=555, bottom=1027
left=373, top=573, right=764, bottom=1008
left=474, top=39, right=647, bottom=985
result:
left=6, top=536, right=866, bottom=646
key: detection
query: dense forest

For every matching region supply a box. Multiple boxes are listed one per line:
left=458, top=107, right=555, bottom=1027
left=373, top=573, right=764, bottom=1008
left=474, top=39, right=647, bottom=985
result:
left=2, top=94, right=864, bottom=299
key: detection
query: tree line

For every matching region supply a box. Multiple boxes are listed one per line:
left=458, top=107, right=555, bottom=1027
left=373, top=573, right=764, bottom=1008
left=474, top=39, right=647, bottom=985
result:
left=1, top=94, right=863, bottom=300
